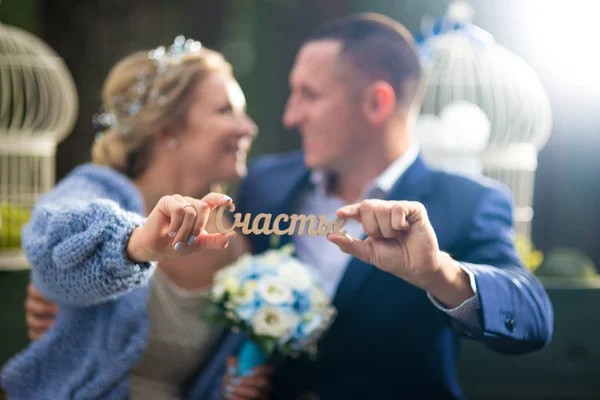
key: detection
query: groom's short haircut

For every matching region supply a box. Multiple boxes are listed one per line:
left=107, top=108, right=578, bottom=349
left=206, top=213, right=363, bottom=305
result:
left=305, top=13, right=423, bottom=110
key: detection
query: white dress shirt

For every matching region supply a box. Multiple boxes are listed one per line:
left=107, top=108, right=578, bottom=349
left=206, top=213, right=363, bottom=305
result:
left=291, top=145, right=481, bottom=332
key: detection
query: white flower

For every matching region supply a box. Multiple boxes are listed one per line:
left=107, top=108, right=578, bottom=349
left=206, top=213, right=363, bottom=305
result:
left=211, top=282, right=226, bottom=301
left=310, top=287, right=328, bottom=308
left=215, top=254, right=253, bottom=282
left=225, top=301, right=236, bottom=310
left=225, top=310, right=240, bottom=322
left=235, top=301, right=259, bottom=322
left=300, top=314, right=324, bottom=336
left=258, top=250, right=282, bottom=267
left=214, top=268, right=228, bottom=284
left=252, top=306, right=299, bottom=338
left=231, top=279, right=258, bottom=304
left=223, top=275, right=241, bottom=296
left=233, top=253, right=254, bottom=268
left=277, top=260, right=312, bottom=291
left=257, top=277, right=293, bottom=305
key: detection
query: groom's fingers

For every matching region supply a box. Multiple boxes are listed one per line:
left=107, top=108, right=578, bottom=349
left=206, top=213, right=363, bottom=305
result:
left=375, top=204, right=396, bottom=238
left=338, top=200, right=422, bottom=235
left=360, top=202, right=384, bottom=239
left=339, top=200, right=395, bottom=239
left=335, top=203, right=362, bottom=222
left=391, top=202, right=410, bottom=231
left=327, top=233, right=373, bottom=264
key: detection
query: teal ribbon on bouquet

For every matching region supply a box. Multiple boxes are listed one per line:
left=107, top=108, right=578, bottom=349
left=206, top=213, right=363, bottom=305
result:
left=237, top=339, right=268, bottom=376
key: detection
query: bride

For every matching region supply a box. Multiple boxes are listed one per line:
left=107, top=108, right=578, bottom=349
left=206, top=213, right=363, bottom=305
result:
left=1, top=37, right=272, bottom=400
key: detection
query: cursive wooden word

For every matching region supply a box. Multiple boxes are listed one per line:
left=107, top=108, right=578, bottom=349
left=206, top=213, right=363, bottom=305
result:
left=215, top=204, right=348, bottom=236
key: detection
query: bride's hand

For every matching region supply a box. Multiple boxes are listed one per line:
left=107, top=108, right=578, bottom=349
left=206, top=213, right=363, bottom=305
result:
left=223, top=356, right=274, bottom=400
left=126, top=193, right=237, bottom=262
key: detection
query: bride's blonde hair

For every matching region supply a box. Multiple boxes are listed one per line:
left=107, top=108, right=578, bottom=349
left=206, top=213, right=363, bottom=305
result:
left=91, top=38, right=232, bottom=178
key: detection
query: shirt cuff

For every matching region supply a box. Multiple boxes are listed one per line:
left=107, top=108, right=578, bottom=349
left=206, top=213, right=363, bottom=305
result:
left=427, top=263, right=482, bottom=333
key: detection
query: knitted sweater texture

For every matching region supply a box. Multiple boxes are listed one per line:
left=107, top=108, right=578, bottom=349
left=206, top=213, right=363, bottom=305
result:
left=1, top=164, right=157, bottom=399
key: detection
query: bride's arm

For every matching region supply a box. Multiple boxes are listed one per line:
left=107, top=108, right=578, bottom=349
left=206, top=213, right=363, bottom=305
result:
left=24, top=211, right=250, bottom=339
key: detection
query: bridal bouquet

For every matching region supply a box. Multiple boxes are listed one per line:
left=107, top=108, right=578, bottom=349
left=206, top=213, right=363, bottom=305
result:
left=201, top=245, right=336, bottom=375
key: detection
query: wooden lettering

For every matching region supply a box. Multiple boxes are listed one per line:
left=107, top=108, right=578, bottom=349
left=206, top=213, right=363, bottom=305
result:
left=288, top=214, right=317, bottom=236
left=252, top=213, right=273, bottom=235
left=234, top=212, right=253, bottom=235
left=215, top=204, right=236, bottom=233
left=332, top=217, right=348, bottom=235
left=214, top=205, right=349, bottom=237
left=316, top=215, right=333, bottom=236
left=272, top=214, right=289, bottom=235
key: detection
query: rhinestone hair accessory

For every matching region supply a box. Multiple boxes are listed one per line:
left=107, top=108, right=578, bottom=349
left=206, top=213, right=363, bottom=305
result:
left=93, top=35, right=203, bottom=139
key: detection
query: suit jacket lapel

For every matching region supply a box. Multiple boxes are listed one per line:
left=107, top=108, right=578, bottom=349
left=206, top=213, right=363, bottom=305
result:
left=332, top=155, right=435, bottom=317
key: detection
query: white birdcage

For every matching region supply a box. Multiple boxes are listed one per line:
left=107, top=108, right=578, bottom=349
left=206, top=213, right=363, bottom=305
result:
left=0, top=22, right=78, bottom=269
left=414, top=0, right=552, bottom=238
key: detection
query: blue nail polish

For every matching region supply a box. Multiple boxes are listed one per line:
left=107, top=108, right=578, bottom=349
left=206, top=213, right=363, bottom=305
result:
left=227, top=366, right=237, bottom=376
left=226, top=235, right=236, bottom=243
left=231, top=377, right=241, bottom=386
left=187, top=235, right=196, bottom=245
left=169, top=231, right=176, bottom=237
left=174, top=242, right=183, bottom=251
left=223, top=195, right=232, bottom=201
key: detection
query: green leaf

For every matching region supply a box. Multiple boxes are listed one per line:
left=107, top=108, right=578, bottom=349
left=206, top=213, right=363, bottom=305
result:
left=279, top=242, right=295, bottom=255
left=200, top=304, right=227, bottom=325
left=281, top=342, right=293, bottom=355
left=253, top=335, right=278, bottom=357
left=269, top=234, right=280, bottom=249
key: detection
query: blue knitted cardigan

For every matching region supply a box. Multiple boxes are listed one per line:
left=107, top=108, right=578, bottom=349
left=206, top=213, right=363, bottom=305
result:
left=0, top=164, right=226, bottom=399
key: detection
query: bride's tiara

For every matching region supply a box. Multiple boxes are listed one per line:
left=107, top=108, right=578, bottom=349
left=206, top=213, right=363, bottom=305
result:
left=93, top=35, right=203, bottom=138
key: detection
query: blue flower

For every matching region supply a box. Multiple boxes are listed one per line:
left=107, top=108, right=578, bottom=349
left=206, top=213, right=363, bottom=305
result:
left=237, top=262, right=277, bottom=283
left=235, top=294, right=262, bottom=322
left=292, top=290, right=312, bottom=316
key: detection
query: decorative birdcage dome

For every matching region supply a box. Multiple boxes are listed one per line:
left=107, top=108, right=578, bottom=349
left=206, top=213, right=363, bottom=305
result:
left=0, top=22, right=78, bottom=269
left=414, top=0, right=552, bottom=237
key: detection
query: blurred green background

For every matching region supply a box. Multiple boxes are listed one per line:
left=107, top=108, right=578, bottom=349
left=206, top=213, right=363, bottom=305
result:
left=1, top=0, right=599, bottom=399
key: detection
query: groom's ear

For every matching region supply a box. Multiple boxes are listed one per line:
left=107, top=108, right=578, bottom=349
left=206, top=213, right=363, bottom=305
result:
left=362, top=80, right=396, bottom=127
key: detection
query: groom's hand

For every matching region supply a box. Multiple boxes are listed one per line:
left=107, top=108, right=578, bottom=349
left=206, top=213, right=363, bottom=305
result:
left=25, top=283, right=58, bottom=340
left=327, top=199, right=474, bottom=308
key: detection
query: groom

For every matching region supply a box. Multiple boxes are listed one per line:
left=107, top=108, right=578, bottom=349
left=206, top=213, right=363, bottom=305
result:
left=216, top=12, right=553, bottom=400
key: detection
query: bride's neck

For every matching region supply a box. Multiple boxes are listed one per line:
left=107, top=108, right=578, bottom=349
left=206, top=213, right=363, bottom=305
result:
left=132, top=160, right=221, bottom=216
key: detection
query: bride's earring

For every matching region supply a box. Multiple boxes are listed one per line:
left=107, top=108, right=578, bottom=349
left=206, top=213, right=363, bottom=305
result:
left=167, top=138, right=178, bottom=150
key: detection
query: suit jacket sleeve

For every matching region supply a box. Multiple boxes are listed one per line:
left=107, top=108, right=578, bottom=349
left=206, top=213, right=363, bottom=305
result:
left=457, top=186, right=553, bottom=354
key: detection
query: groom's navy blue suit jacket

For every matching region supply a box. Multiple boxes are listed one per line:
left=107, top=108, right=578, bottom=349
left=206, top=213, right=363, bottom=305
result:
left=188, top=150, right=553, bottom=400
